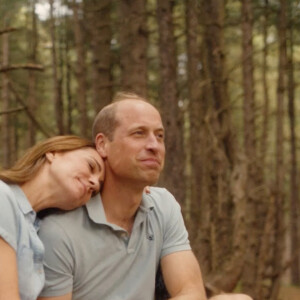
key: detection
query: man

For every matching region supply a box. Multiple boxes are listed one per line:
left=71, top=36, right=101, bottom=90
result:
left=38, top=92, right=251, bottom=300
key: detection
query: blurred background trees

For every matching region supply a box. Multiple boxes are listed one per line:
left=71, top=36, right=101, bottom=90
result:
left=1, top=0, right=300, bottom=299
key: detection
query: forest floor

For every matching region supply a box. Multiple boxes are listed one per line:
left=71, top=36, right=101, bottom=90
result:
left=278, top=285, right=300, bottom=300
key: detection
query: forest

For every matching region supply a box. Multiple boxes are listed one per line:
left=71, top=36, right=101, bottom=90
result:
left=1, top=0, right=300, bottom=299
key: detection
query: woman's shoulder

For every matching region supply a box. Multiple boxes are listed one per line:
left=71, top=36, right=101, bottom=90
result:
left=0, top=181, right=22, bottom=250
left=0, top=180, right=18, bottom=207
left=0, top=180, right=13, bottom=194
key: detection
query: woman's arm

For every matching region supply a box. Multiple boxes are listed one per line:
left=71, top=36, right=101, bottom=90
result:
left=0, top=237, right=21, bottom=300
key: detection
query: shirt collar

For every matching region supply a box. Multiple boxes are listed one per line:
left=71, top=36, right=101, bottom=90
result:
left=85, top=191, right=155, bottom=225
left=140, top=192, right=155, bottom=212
left=85, top=194, right=107, bottom=224
left=11, top=184, right=35, bottom=215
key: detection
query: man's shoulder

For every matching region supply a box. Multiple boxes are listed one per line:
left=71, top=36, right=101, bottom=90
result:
left=146, top=187, right=181, bottom=212
left=39, top=206, right=89, bottom=247
left=40, top=206, right=87, bottom=230
left=148, top=186, right=172, bottom=197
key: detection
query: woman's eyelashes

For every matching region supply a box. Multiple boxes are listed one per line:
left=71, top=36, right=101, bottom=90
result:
left=88, top=160, right=96, bottom=172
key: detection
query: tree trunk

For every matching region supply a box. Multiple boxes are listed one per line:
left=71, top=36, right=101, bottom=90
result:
left=1, top=28, right=10, bottom=168
left=260, top=0, right=270, bottom=172
left=26, top=0, right=38, bottom=146
left=156, top=0, right=185, bottom=205
left=86, top=0, right=112, bottom=113
left=64, top=15, right=73, bottom=135
left=185, top=0, right=213, bottom=280
left=49, top=0, right=64, bottom=134
left=240, top=1, right=268, bottom=298
left=200, top=0, right=246, bottom=292
left=270, top=1, right=287, bottom=299
left=240, top=0, right=256, bottom=294
left=287, top=1, right=299, bottom=285
left=119, top=0, right=147, bottom=97
left=72, top=0, right=88, bottom=137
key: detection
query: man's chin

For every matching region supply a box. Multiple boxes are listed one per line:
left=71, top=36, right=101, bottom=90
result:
left=144, top=176, right=160, bottom=187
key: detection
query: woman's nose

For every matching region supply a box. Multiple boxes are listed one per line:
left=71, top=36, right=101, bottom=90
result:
left=89, top=175, right=100, bottom=193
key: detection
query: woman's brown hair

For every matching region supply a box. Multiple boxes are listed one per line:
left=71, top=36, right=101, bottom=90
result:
left=0, top=135, right=95, bottom=184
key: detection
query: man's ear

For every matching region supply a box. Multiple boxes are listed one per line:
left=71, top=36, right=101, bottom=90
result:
left=45, top=152, right=55, bottom=163
left=95, top=133, right=108, bottom=158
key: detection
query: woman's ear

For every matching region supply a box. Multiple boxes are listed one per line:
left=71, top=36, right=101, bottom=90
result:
left=45, top=152, right=55, bottom=163
left=95, top=133, right=108, bottom=158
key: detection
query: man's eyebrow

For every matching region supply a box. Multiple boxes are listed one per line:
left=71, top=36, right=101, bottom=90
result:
left=155, top=127, right=165, bottom=133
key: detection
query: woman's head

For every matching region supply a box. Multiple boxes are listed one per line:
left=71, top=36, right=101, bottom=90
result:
left=44, top=145, right=104, bottom=210
left=0, top=135, right=101, bottom=185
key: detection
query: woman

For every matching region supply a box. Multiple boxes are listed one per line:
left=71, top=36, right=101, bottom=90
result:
left=0, top=135, right=104, bottom=300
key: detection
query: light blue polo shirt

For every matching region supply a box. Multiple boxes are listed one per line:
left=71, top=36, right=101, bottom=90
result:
left=39, top=187, right=191, bottom=300
left=0, top=180, right=45, bottom=300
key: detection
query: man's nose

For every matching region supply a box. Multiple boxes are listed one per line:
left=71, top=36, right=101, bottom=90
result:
left=146, top=133, right=160, bottom=150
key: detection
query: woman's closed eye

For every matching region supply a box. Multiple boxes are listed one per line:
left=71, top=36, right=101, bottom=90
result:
left=88, top=160, right=96, bottom=172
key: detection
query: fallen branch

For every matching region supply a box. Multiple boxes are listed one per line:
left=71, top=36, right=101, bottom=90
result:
left=0, top=107, right=26, bottom=116
left=0, top=63, right=44, bottom=73
left=0, top=27, right=18, bottom=35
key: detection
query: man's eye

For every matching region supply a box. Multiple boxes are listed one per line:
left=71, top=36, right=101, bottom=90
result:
left=134, top=131, right=144, bottom=136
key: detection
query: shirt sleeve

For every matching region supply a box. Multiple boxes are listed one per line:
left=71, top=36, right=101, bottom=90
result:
left=154, top=188, right=191, bottom=258
left=38, top=217, right=74, bottom=297
left=0, top=187, right=18, bottom=250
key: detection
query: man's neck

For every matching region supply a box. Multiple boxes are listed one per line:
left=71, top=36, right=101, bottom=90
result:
left=100, top=179, right=145, bottom=233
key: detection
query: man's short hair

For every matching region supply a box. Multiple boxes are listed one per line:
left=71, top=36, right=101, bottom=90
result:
left=113, top=91, right=148, bottom=103
left=92, top=91, right=148, bottom=141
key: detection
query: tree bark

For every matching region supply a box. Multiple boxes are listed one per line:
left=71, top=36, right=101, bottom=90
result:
left=185, top=0, right=214, bottom=280
left=260, top=0, right=270, bottom=172
left=26, top=0, right=38, bottom=146
left=119, top=0, right=148, bottom=97
left=240, top=1, right=268, bottom=298
left=86, top=0, right=112, bottom=113
left=200, top=0, right=246, bottom=292
left=49, top=0, right=64, bottom=134
left=270, top=0, right=287, bottom=298
left=72, top=0, right=88, bottom=137
left=1, top=29, right=11, bottom=168
left=63, top=15, right=73, bottom=134
left=287, top=0, right=299, bottom=285
left=156, top=0, right=185, bottom=205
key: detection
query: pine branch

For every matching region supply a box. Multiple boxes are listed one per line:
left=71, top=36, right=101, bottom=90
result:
left=0, top=107, right=26, bottom=116
left=0, top=64, right=44, bottom=73
left=0, top=27, right=18, bottom=35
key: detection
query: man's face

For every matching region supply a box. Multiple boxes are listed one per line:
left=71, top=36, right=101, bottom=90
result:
left=102, top=100, right=165, bottom=187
